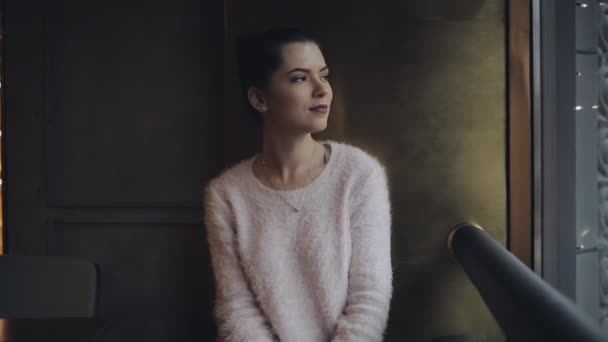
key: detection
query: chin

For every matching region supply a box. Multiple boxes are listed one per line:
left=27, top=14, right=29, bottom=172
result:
left=309, top=118, right=328, bottom=133
left=289, top=115, right=328, bottom=134
left=316, top=122, right=329, bottom=132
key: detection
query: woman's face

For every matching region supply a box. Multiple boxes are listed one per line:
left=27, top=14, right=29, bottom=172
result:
left=260, top=42, right=332, bottom=134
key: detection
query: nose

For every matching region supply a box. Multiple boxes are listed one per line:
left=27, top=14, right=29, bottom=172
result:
left=312, top=77, right=329, bottom=98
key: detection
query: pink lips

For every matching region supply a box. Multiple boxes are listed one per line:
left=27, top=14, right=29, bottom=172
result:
left=310, top=105, right=329, bottom=113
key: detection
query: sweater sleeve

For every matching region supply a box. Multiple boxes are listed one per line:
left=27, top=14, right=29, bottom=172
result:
left=204, top=183, right=276, bottom=342
left=331, top=165, right=393, bottom=342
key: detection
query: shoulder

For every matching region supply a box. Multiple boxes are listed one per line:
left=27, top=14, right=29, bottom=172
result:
left=328, top=140, right=386, bottom=178
left=328, top=143, right=391, bottom=212
left=203, top=156, right=254, bottom=202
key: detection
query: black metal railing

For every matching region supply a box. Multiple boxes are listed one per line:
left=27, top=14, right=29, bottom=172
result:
left=448, top=223, right=606, bottom=342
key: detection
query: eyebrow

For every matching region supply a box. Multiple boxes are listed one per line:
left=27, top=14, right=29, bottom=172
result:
left=287, top=66, right=329, bottom=74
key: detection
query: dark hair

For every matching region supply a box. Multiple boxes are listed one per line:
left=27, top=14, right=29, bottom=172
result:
left=236, top=28, right=322, bottom=121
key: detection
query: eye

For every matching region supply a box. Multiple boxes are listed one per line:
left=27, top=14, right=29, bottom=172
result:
left=322, top=74, right=330, bottom=81
left=291, top=76, right=307, bottom=83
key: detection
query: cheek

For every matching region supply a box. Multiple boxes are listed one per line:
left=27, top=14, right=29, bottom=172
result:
left=273, top=88, right=308, bottom=108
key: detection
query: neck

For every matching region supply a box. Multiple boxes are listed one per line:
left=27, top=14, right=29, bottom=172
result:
left=259, top=128, right=318, bottom=180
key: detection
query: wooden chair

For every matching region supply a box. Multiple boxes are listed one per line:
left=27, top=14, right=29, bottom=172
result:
left=0, top=254, right=98, bottom=318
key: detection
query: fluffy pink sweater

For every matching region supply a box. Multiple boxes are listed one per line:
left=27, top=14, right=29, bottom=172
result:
left=204, top=141, right=392, bottom=342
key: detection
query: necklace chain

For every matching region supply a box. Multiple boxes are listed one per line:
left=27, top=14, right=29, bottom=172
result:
left=258, top=141, right=318, bottom=212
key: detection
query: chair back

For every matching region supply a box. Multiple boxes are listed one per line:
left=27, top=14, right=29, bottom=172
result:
left=0, top=254, right=98, bottom=318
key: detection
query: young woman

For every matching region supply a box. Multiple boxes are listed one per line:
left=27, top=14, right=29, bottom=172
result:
left=204, top=28, right=392, bottom=342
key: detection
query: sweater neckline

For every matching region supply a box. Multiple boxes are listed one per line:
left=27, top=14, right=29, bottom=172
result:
left=247, top=140, right=338, bottom=199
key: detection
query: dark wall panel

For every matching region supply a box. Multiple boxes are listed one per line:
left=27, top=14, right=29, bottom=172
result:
left=49, top=223, right=214, bottom=341
left=44, top=1, right=223, bottom=207
left=5, top=0, right=222, bottom=340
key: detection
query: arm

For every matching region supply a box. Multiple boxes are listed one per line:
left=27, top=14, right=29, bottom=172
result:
left=331, top=166, right=393, bottom=342
left=204, top=183, right=276, bottom=342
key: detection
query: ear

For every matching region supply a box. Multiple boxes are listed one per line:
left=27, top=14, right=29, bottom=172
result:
left=247, top=87, right=268, bottom=113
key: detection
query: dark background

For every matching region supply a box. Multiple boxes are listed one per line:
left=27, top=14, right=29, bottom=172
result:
left=4, top=0, right=506, bottom=341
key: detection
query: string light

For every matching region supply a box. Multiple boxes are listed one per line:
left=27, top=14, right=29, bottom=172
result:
left=592, top=105, right=600, bottom=110
left=575, top=105, right=583, bottom=111
left=576, top=2, right=589, bottom=8
left=577, top=72, right=582, bottom=76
